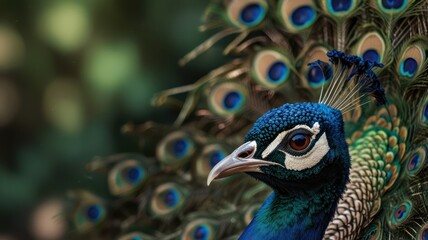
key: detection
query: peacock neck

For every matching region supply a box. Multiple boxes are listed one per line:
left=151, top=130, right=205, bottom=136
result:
left=240, top=180, right=342, bottom=240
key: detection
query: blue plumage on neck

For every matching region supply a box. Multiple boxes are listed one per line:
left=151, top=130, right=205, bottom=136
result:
left=240, top=188, right=339, bottom=240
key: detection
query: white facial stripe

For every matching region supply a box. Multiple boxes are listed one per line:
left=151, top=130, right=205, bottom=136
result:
left=261, top=130, right=290, bottom=159
left=261, top=122, right=320, bottom=159
left=283, top=133, right=330, bottom=171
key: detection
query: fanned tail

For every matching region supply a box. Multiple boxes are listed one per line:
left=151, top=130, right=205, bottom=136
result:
left=66, top=0, right=428, bottom=239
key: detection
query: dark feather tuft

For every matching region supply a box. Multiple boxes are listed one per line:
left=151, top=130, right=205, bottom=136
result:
left=311, top=50, right=387, bottom=106
left=328, top=50, right=386, bottom=105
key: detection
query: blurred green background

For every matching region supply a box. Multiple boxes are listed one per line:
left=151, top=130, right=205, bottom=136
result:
left=0, top=0, right=227, bottom=239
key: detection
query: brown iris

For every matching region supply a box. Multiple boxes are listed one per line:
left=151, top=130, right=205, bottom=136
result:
left=289, top=134, right=311, bottom=151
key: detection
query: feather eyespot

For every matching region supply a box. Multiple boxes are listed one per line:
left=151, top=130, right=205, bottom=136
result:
left=289, top=134, right=311, bottom=151
left=223, top=91, right=243, bottom=110
left=74, top=203, right=106, bottom=232
left=407, top=147, right=426, bottom=177
left=251, top=49, right=292, bottom=89
left=192, top=224, right=210, bottom=240
left=172, top=138, right=191, bottom=158
left=396, top=43, right=426, bottom=79
left=354, top=32, right=385, bottom=64
left=277, top=0, right=317, bottom=32
left=362, top=49, right=380, bottom=62
left=376, top=0, right=410, bottom=13
left=267, top=61, right=288, bottom=83
left=70, top=191, right=106, bottom=233
left=399, top=56, right=419, bottom=77
left=325, top=0, right=356, bottom=15
left=240, top=4, right=265, bottom=26
left=127, top=166, right=143, bottom=183
left=150, top=183, right=186, bottom=217
left=162, top=189, right=180, bottom=207
left=182, top=219, right=217, bottom=240
left=227, top=0, right=268, bottom=28
left=291, top=6, right=316, bottom=27
left=388, top=200, right=413, bottom=227
left=208, top=82, right=248, bottom=116
left=86, top=204, right=104, bottom=223
left=331, top=0, right=353, bottom=12
left=73, top=203, right=106, bottom=232
left=156, top=131, right=196, bottom=167
left=108, top=160, right=147, bottom=196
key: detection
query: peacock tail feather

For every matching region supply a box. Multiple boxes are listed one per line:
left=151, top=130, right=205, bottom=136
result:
left=67, top=0, right=428, bottom=239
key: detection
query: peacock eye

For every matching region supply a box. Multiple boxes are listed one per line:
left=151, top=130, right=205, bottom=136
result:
left=375, top=0, right=410, bottom=13
left=388, top=200, right=413, bottom=227
left=208, top=81, right=248, bottom=116
left=73, top=202, right=106, bottom=232
left=149, top=182, right=187, bottom=218
left=157, top=131, right=196, bottom=167
left=397, top=44, right=424, bottom=79
left=262, top=122, right=328, bottom=171
left=108, top=160, right=147, bottom=196
left=192, top=224, right=210, bottom=240
left=354, top=31, right=385, bottom=63
left=277, top=0, right=317, bottom=32
left=227, top=0, right=268, bottom=28
left=182, top=219, right=217, bottom=240
left=289, top=133, right=311, bottom=151
left=279, top=127, right=318, bottom=157
left=251, top=49, right=292, bottom=89
left=240, top=3, right=265, bottom=26
left=69, top=191, right=107, bottom=233
left=86, top=204, right=104, bottom=222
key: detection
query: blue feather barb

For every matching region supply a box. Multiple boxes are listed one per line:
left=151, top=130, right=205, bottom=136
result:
left=309, top=50, right=387, bottom=107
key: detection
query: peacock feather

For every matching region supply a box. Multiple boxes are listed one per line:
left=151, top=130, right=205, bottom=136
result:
left=66, top=0, right=428, bottom=239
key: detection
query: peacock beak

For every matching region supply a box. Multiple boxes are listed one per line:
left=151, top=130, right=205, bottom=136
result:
left=207, top=141, right=283, bottom=186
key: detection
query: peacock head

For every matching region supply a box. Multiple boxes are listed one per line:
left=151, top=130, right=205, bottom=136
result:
left=208, top=50, right=386, bottom=195
left=207, top=102, right=350, bottom=194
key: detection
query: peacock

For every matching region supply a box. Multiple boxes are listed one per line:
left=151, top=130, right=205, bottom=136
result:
left=66, top=0, right=428, bottom=239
